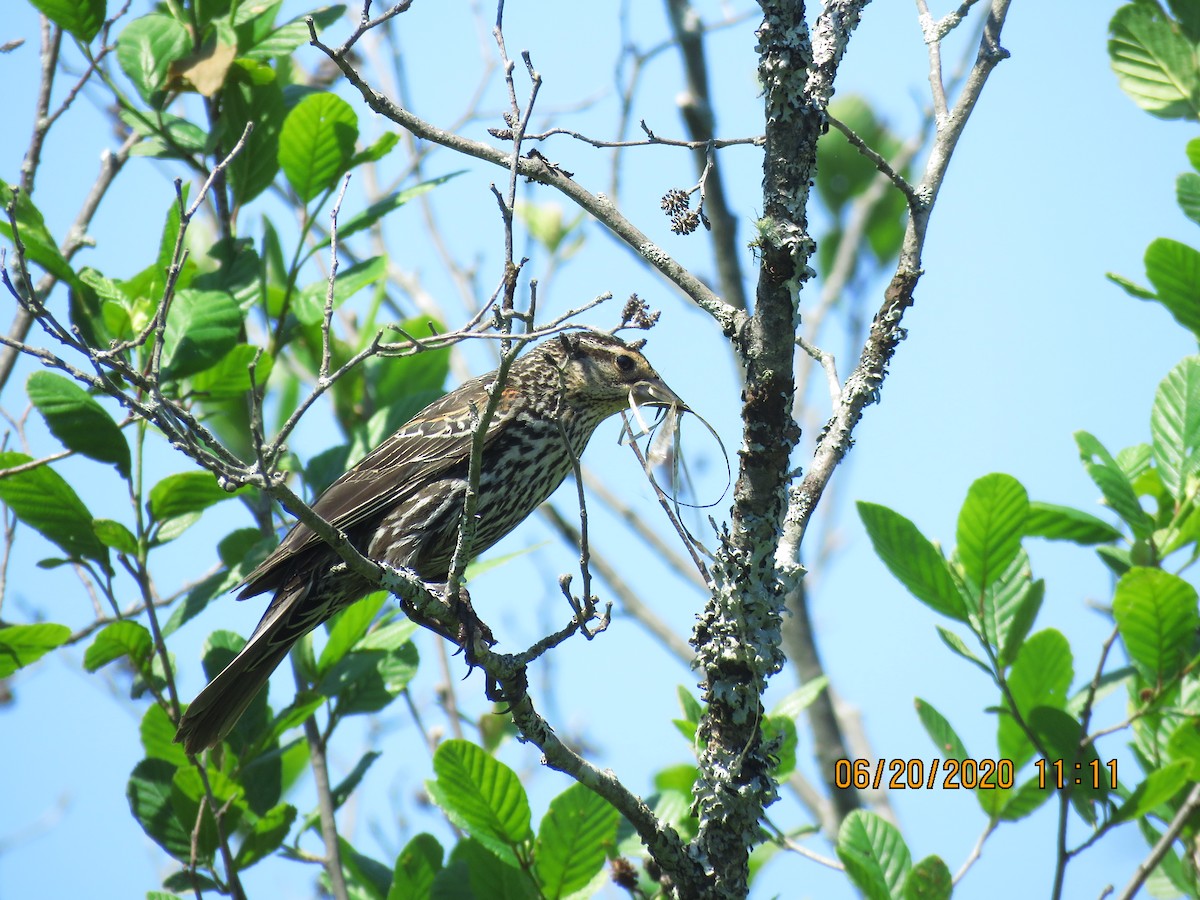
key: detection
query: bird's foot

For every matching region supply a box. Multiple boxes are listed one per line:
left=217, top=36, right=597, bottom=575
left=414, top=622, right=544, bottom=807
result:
left=430, top=582, right=495, bottom=669
left=484, top=663, right=529, bottom=712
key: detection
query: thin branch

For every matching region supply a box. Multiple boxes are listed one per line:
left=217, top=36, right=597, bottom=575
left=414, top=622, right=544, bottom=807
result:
left=0, top=448, right=71, bottom=478
left=520, top=125, right=763, bottom=150
left=954, top=819, right=998, bottom=884
left=796, top=336, right=841, bottom=407
left=321, top=174, right=354, bottom=381
left=539, top=503, right=694, bottom=665
left=825, top=114, right=922, bottom=212
left=579, top=467, right=708, bottom=591
left=296, top=666, right=350, bottom=900
left=1117, top=783, right=1200, bottom=900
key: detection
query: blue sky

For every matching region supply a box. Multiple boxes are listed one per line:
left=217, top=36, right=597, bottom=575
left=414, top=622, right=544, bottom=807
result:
left=1, top=2, right=1195, bottom=898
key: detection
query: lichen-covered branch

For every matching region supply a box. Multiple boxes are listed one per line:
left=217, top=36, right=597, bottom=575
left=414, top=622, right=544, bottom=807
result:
left=780, top=0, right=1012, bottom=561
left=688, top=2, right=866, bottom=894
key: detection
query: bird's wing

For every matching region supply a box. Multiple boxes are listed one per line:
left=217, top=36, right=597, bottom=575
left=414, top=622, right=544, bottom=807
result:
left=238, top=374, right=527, bottom=597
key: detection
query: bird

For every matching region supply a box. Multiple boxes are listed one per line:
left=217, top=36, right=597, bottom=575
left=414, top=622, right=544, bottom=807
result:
left=175, top=330, right=685, bottom=754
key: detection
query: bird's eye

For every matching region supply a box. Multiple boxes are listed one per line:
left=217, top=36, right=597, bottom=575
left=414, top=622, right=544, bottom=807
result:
left=615, top=354, right=636, bottom=373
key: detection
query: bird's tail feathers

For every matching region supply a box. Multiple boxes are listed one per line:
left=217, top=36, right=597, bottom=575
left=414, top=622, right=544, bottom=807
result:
left=175, top=582, right=311, bottom=755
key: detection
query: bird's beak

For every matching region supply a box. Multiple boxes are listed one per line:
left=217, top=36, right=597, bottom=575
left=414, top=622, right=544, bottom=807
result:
left=632, top=378, right=689, bottom=412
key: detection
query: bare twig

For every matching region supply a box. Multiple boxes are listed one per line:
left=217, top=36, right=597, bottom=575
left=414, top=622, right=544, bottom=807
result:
left=539, top=504, right=693, bottom=664
left=297, top=666, right=350, bottom=900
left=826, top=114, right=922, bottom=212
left=1117, top=783, right=1200, bottom=900
left=955, top=819, right=998, bottom=884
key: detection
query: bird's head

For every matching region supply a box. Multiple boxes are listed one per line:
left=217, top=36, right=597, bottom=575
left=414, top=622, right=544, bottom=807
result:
left=544, top=330, right=686, bottom=416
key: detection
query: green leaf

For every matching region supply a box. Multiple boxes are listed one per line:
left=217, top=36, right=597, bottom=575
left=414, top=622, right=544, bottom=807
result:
left=1111, top=760, right=1190, bottom=825
left=0, top=623, right=70, bottom=677
left=857, top=502, right=966, bottom=621
left=957, top=473, right=1028, bottom=591
left=1109, top=3, right=1200, bottom=119
left=336, top=172, right=464, bottom=242
left=999, top=577, right=1044, bottom=668
left=279, top=92, right=359, bottom=202
left=127, top=758, right=200, bottom=863
left=161, top=289, right=243, bottom=380
left=763, top=715, right=799, bottom=778
left=1113, top=567, right=1198, bottom=684
left=121, top=109, right=209, bottom=160
left=84, top=620, right=153, bottom=672
left=140, top=703, right=188, bottom=766
left=914, top=698, right=968, bottom=761
left=94, top=519, right=138, bottom=554
left=902, top=855, right=952, bottom=900
left=348, top=131, right=401, bottom=169
left=677, top=685, right=702, bottom=724
left=319, top=593, right=386, bottom=675
left=261, top=691, right=323, bottom=748
left=221, top=72, right=285, bottom=205
left=194, top=237, right=262, bottom=311
left=244, top=6, right=345, bottom=59
left=1144, top=238, right=1200, bottom=337
left=236, top=802, right=297, bottom=868
left=1179, top=172, right=1200, bottom=226
left=1075, top=431, right=1155, bottom=538
left=149, top=470, right=242, bottom=521
left=0, top=179, right=78, bottom=287
left=653, top=764, right=700, bottom=797
left=152, top=510, right=202, bottom=545
left=770, top=677, right=829, bottom=719
left=434, top=838, right=532, bottom=899
left=1171, top=0, right=1200, bottom=41
left=836, top=810, right=912, bottom=900
left=354, top=618, right=418, bottom=653
left=321, top=644, right=418, bottom=716
left=994, top=775, right=1054, bottom=821
left=163, top=573, right=235, bottom=638
left=935, top=626, right=991, bottom=677
left=116, top=14, right=191, bottom=106
left=340, top=837, right=392, bottom=900
left=27, top=371, right=131, bottom=478
left=534, top=782, right=619, bottom=898
left=1106, top=271, right=1157, bottom=300
left=1168, top=717, right=1200, bottom=779
left=294, top=256, right=387, bottom=326
left=1028, top=707, right=1106, bottom=824
left=817, top=96, right=902, bottom=212
left=427, top=740, right=532, bottom=867
left=114, top=195, right=188, bottom=314
left=190, top=344, right=273, bottom=398
left=1024, top=501, right=1122, bottom=545
left=973, top=546, right=1032, bottom=650
left=515, top=202, right=586, bottom=257
left=998, top=629, right=1073, bottom=769
left=387, top=833, right=443, bottom=900
left=1152, top=356, right=1200, bottom=500
left=0, top=451, right=109, bottom=567
left=28, top=0, right=106, bottom=41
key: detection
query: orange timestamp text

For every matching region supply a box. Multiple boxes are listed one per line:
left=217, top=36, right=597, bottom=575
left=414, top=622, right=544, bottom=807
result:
left=834, top=758, right=1015, bottom=791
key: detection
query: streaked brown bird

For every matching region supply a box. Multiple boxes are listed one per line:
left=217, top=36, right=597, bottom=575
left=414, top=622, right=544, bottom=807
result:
left=176, top=330, right=684, bottom=753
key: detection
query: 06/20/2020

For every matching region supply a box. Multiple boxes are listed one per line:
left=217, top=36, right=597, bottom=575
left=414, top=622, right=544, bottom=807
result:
left=834, top=758, right=1015, bottom=791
